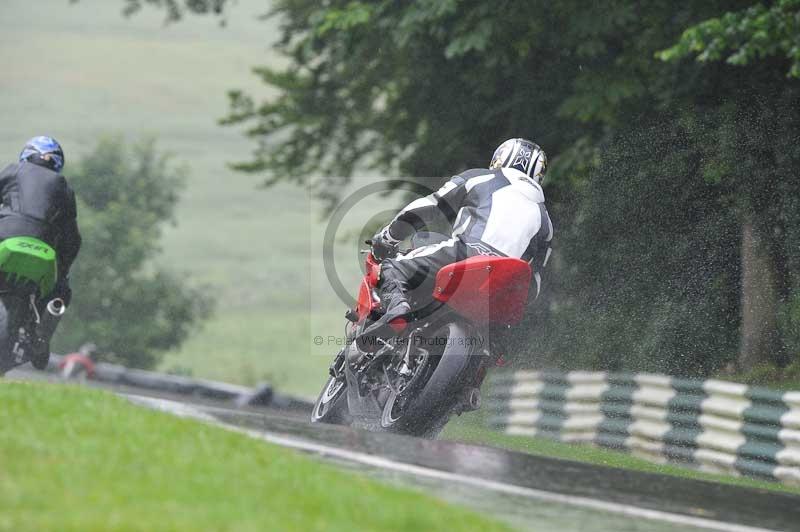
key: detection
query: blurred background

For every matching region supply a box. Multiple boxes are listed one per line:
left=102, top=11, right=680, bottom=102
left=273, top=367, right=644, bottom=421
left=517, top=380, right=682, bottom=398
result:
left=2, top=0, right=799, bottom=396
left=0, top=0, right=348, bottom=396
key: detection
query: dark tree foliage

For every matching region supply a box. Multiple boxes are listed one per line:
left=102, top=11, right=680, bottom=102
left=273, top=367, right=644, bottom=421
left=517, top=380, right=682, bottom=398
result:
left=119, top=0, right=227, bottom=22
left=660, top=0, right=800, bottom=78
left=124, top=0, right=800, bottom=376
left=54, top=137, right=212, bottom=368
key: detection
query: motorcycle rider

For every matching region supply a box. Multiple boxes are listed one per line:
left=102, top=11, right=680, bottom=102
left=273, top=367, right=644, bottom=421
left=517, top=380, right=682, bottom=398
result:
left=0, top=136, right=82, bottom=368
left=361, top=138, right=553, bottom=341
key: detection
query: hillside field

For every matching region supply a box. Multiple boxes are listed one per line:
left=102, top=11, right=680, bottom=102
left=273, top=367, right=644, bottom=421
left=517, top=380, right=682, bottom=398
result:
left=0, top=0, right=371, bottom=396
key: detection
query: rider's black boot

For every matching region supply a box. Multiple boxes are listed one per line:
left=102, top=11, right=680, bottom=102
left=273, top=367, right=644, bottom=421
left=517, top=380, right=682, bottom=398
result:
left=29, top=297, right=64, bottom=370
left=356, top=277, right=410, bottom=351
left=29, top=338, right=50, bottom=370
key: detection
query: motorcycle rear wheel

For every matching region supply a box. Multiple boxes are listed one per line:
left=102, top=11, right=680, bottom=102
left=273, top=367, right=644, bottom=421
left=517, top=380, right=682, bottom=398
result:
left=380, top=320, right=482, bottom=437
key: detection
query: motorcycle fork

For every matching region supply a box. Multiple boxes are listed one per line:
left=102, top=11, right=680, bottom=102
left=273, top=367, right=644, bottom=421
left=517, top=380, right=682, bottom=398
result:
left=328, top=349, right=346, bottom=379
left=398, top=328, right=427, bottom=376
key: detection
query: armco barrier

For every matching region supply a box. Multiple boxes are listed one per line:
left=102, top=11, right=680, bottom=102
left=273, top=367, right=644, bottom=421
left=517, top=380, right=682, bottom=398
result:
left=27, top=354, right=315, bottom=412
left=487, top=370, right=800, bottom=486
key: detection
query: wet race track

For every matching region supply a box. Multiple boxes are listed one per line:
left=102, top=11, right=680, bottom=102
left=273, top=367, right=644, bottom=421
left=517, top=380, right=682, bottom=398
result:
left=127, top=394, right=800, bottom=532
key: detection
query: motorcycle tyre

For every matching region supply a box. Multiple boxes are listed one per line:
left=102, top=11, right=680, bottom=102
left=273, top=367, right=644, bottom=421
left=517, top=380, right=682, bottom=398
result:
left=380, top=320, right=482, bottom=437
left=0, top=296, right=23, bottom=375
left=311, top=349, right=352, bottom=425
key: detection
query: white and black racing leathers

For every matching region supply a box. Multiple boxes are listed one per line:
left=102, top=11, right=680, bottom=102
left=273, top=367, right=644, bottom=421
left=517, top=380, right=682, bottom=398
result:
left=379, top=167, right=553, bottom=307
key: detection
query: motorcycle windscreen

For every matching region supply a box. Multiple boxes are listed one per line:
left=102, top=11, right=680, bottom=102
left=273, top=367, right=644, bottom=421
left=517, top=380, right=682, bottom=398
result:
left=432, top=256, right=531, bottom=325
left=0, top=236, right=58, bottom=297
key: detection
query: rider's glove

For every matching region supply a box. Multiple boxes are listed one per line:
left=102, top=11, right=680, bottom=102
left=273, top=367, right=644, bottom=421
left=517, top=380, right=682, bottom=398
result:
left=371, top=227, right=400, bottom=261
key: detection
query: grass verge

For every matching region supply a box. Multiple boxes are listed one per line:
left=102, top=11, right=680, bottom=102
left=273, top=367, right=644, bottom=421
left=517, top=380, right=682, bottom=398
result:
left=442, top=413, right=800, bottom=496
left=0, top=382, right=508, bottom=532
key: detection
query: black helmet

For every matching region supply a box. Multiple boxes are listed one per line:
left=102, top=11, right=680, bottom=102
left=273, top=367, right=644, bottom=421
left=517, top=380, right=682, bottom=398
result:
left=19, top=136, right=65, bottom=173
left=490, top=138, right=547, bottom=184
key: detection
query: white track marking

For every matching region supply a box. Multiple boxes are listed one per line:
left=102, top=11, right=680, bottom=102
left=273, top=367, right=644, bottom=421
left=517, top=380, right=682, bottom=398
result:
left=124, top=394, right=780, bottom=532
left=241, top=430, right=779, bottom=532
left=124, top=394, right=218, bottom=422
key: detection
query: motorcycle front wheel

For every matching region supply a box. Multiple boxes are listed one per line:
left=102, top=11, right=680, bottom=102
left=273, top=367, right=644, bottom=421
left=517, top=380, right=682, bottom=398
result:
left=311, top=349, right=351, bottom=425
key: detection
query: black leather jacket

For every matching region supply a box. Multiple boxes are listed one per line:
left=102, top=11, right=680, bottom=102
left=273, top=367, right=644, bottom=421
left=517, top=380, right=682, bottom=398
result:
left=0, top=162, right=82, bottom=286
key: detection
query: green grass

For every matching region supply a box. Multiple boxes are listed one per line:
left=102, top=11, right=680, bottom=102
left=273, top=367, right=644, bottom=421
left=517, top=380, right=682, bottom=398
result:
left=442, top=413, right=800, bottom=496
left=0, top=382, right=508, bottom=532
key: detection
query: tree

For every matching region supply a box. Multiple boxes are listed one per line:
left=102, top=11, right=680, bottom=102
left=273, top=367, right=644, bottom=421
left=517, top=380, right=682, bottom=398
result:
left=657, top=1, right=800, bottom=370
left=53, top=137, right=212, bottom=368
left=658, top=0, right=800, bottom=78
left=118, top=0, right=227, bottom=22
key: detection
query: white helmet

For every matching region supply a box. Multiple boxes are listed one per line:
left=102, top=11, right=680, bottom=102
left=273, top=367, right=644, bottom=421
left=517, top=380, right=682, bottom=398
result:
left=490, top=138, right=547, bottom=184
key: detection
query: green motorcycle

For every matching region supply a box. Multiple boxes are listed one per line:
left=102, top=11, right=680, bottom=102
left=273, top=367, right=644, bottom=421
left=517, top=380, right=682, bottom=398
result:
left=0, top=236, right=66, bottom=374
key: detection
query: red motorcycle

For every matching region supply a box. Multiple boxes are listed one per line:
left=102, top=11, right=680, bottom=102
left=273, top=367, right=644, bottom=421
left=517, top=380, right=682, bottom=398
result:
left=311, top=234, right=533, bottom=437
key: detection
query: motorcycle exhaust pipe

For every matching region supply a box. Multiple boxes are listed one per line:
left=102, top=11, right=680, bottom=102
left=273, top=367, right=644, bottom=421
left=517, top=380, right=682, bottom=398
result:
left=36, top=298, right=66, bottom=340
left=47, top=298, right=67, bottom=316
left=463, top=387, right=481, bottom=412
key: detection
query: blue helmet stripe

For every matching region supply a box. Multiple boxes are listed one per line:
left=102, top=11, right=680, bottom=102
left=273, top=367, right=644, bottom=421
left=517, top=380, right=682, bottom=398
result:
left=19, top=136, right=64, bottom=172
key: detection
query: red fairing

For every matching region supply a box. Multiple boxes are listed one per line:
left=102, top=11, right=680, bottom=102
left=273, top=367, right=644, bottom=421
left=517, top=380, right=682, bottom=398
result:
left=365, top=254, right=381, bottom=287
left=355, top=254, right=382, bottom=322
left=433, top=256, right=532, bottom=325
